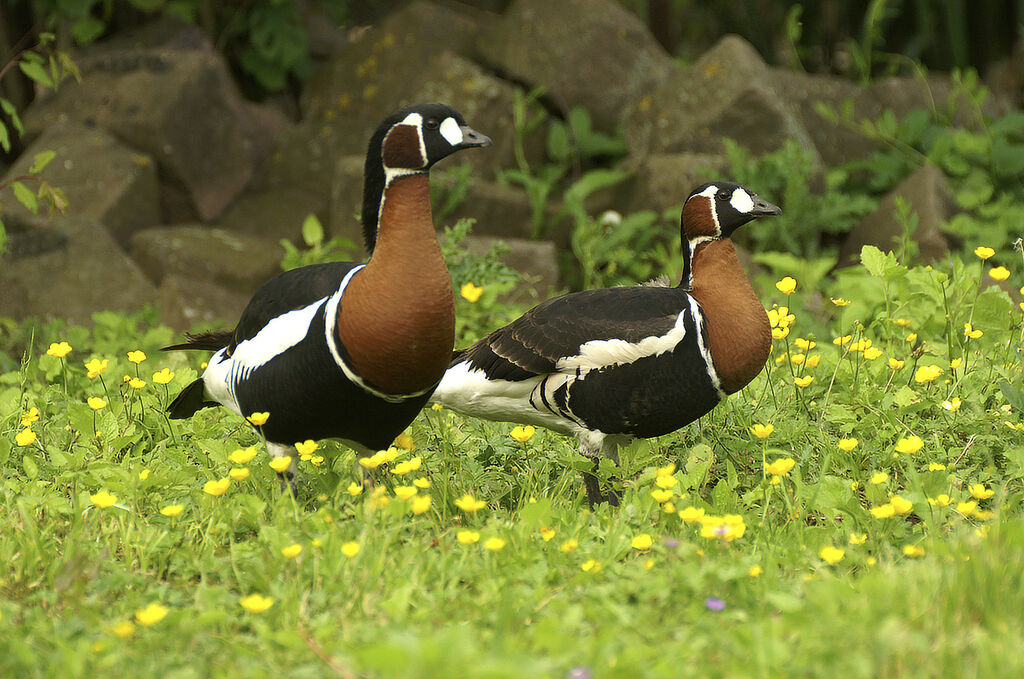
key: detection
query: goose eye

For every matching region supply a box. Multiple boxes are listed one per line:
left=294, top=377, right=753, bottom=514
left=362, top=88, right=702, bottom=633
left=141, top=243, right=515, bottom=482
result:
left=425, top=118, right=440, bottom=130
left=717, top=190, right=730, bottom=201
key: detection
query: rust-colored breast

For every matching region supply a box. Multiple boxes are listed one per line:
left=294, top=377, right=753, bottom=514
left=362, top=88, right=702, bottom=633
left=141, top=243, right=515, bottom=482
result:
left=689, top=240, right=771, bottom=394
left=336, top=174, right=454, bottom=395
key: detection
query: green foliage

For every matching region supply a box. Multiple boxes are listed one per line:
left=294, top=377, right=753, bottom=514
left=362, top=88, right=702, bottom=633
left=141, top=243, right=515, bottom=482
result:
left=2, top=245, right=1023, bottom=676
left=722, top=139, right=877, bottom=259
left=278, top=214, right=357, bottom=271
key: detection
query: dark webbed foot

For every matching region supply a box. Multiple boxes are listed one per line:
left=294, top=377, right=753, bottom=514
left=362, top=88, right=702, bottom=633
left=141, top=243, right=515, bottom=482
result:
left=578, top=434, right=623, bottom=509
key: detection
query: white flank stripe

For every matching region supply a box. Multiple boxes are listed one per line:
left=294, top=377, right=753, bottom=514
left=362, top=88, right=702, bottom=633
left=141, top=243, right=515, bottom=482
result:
left=439, top=117, right=463, bottom=146
left=556, top=310, right=688, bottom=373
left=689, top=297, right=725, bottom=398
left=227, top=298, right=328, bottom=403
left=323, top=265, right=432, bottom=403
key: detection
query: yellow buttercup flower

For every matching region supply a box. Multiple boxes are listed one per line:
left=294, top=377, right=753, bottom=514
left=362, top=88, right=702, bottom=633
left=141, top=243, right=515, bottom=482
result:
left=393, top=485, right=417, bottom=500
left=969, top=483, right=994, bottom=500
left=890, top=495, right=913, bottom=515
left=914, top=365, right=942, bottom=383
left=819, top=546, right=844, bottom=565
left=956, top=500, right=978, bottom=517
left=765, top=458, right=795, bottom=477
left=46, top=341, right=72, bottom=358
left=410, top=495, right=432, bottom=515
left=790, top=353, right=805, bottom=365
left=456, top=530, right=480, bottom=545
left=134, top=603, right=168, bottom=626
left=15, top=428, right=37, bottom=447
left=837, top=438, right=858, bottom=452
left=678, top=506, right=705, bottom=523
left=460, top=282, right=483, bottom=303
left=239, top=594, right=274, bottom=613
left=941, top=398, right=961, bottom=412
left=559, top=539, right=579, bottom=553
left=862, top=347, right=882, bottom=361
left=392, top=457, right=422, bottom=475
left=989, top=266, right=1010, bottom=281
left=902, top=544, right=925, bottom=558
left=128, top=377, right=146, bottom=390
left=160, top=504, right=184, bottom=517
left=793, top=375, right=814, bottom=388
left=484, top=537, right=507, bottom=551
left=974, top=246, right=995, bottom=260
left=750, top=423, right=774, bottom=439
left=794, top=338, right=816, bottom=350
left=110, top=622, right=135, bottom=639
left=126, top=350, right=146, bottom=364
left=269, top=456, right=292, bottom=473
left=454, top=494, right=486, bottom=512
left=830, top=297, right=851, bottom=307
left=510, top=425, right=535, bottom=443
left=888, top=358, right=905, bottom=370
left=775, top=276, right=797, bottom=295
left=138, top=469, right=150, bottom=480
left=650, top=488, right=673, bottom=503
left=748, top=565, right=763, bottom=578
left=655, top=474, right=677, bottom=490
left=281, top=543, right=303, bottom=559
left=341, top=541, right=360, bottom=557
left=247, top=412, right=269, bottom=426
left=580, top=559, right=601, bottom=573
left=394, top=432, right=415, bottom=450
left=84, top=358, right=109, bottom=378
left=539, top=527, right=556, bottom=541
left=90, top=490, right=118, bottom=508
left=870, top=503, right=895, bottom=518
left=87, top=397, right=107, bottom=411
left=950, top=357, right=962, bottom=370
left=805, top=354, right=821, bottom=368
left=413, top=478, right=431, bottom=489
left=229, top=468, right=250, bottom=481
left=203, top=478, right=231, bottom=497
left=928, top=494, right=952, bottom=508
left=699, top=514, right=746, bottom=541
left=905, top=333, right=918, bottom=343
left=294, top=440, right=318, bottom=457
left=346, top=482, right=364, bottom=496
left=895, top=435, right=923, bottom=455
left=152, top=368, right=175, bottom=385
left=229, top=447, right=258, bottom=465
left=869, top=472, right=889, bottom=485
left=849, top=533, right=867, bottom=545
left=656, top=463, right=676, bottom=477
left=833, top=335, right=852, bottom=346
left=927, top=462, right=946, bottom=471
left=772, top=326, right=790, bottom=340
left=21, top=407, right=39, bottom=427
left=631, top=533, right=653, bottom=550
left=963, top=323, right=983, bottom=339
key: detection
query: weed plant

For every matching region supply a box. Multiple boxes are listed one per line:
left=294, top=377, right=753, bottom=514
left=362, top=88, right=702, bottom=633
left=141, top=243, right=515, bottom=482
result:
left=1, top=228, right=1022, bottom=677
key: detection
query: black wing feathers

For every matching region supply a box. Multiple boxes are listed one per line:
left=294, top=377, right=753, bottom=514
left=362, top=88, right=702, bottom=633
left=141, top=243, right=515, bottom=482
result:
left=462, top=287, right=689, bottom=382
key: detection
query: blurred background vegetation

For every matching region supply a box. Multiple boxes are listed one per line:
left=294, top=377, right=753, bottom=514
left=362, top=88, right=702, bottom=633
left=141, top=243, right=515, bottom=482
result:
left=2, top=0, right=1022, bottom=102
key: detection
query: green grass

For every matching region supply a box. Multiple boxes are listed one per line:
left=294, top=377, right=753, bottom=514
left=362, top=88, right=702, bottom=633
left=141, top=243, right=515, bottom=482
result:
left=1, top=244, right=1023, bottom=678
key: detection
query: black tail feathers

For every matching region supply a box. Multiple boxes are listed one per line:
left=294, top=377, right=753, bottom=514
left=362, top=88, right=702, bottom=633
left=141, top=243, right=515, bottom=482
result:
left=167, top=378, right=215, bottom=419
left=162, top=329, right=234, bottom=352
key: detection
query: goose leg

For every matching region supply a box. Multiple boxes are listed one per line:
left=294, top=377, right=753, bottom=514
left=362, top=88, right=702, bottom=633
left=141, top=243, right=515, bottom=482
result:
left=578, top=432, right=620, bottom=508
left=267, top=441, right=298, bottom=495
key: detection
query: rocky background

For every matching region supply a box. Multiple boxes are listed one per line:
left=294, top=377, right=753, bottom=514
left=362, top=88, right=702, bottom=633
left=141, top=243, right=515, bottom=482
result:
left=1, top=0, right=1021, bottom=327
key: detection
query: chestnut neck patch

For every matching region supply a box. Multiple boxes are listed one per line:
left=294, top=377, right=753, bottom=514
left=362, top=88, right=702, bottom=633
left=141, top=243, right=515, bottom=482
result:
left=681, top=196, right=719, bottom=239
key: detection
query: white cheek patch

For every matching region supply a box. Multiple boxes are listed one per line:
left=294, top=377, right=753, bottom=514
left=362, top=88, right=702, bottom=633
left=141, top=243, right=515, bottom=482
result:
left=439, top=117, right=463, bottom=146
left=730, top=188, right=754, bottom=214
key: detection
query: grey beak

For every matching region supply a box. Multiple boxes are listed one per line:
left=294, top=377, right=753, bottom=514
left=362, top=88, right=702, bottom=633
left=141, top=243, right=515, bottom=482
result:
left=751, top=195, right=782, bottom=217
left=459, top=124, right=492, bottom=149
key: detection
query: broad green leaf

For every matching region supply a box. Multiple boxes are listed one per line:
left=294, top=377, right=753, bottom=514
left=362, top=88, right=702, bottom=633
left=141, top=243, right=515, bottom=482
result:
left=301, top=213, right=324, bottom=247
left=1000, top=381, right=1024, bottom=413
left=23, top=454, right=38, bottom=479
left=0, top=120, right=9, bottom=153
left=29, top=150, right=56, bottom=174
left=12, top=181, right=38, bottom=215
left=19, top=60, right=54, bottom=89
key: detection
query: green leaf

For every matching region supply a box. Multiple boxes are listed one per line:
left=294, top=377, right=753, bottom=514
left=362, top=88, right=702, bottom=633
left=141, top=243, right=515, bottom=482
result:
left=12, top=182, right=38, bottom=215
left=0, top=120, right=9, bottom=153
left=301, top=213, right=324, bottom=247
left=1000, top=382, right=1024, bottom=413
left=29, top=150, right=56, bottom=175
left=892, top=386, right=921, bottom=408
left=19, top=60, right=54, bottom=89
left=859, top=245, right=904, bottom=280
left=71, top=17, right=105, bottom=45
left=23, top=454, right=38, bottom=480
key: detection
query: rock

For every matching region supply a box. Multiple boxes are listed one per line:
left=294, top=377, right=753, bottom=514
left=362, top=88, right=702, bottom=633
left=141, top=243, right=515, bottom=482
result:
left=156, top=274, right=251, bottom=330
left=0, top=216, right=157, bottom=324
left=412, top=51, right=537, bottom=178
left=263, top=2, right=498, bottom=194
left=24, top=33, right=289, bottom=221
left=477, top=0, right=674, bottom=132
left=619, top=152, right=730, bottom=216
left=130, top=225, right=284, bottom=293
left=838, top=164, right=955, bottom=267
left=2, top=119, right=159, bottom=248
left=623, top=35, right=818, bottom=163
left=329, top=154, right=373, bottom=251
left=462, top=235, right=560, bottom=302
left=220, top=187, right=328, bottom=245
